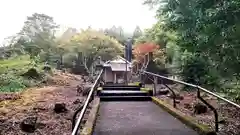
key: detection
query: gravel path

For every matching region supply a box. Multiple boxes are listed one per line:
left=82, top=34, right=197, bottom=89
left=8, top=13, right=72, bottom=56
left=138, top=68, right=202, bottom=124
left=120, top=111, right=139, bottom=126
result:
left=94, top=101, right=198, bottom=135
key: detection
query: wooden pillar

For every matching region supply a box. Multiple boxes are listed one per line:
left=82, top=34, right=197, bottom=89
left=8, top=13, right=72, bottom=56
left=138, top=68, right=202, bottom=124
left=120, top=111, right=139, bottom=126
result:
left=136, top=63, right=138, bottom=72
left=104, top=68, right=107, bottom=82
left=149, top=52, right=153, bottom=61
left=153, top=76, right=158, bottom=96
left=114, top=72, right=117, bottom=83
left=144, top=54, right=147, bottom=65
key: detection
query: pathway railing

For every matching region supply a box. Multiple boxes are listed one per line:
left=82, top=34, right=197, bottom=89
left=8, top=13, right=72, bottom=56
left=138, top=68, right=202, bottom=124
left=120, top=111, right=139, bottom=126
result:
left=71, top=69, right=103, bottom=135
left=140, top=70, right=240, bottom=132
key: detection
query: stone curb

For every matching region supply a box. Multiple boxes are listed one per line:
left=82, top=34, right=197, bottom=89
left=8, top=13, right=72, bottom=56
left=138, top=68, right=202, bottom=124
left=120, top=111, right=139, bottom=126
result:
left=152, top=97, right=216, bottom=135
left=81, top=98, right=100, bottom=135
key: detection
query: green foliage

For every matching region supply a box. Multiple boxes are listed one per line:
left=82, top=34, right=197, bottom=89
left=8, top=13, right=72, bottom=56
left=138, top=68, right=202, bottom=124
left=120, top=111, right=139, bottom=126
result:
left=134, top=21, right=178, bottom=71
left=222, top=81, right=240, bottom=102
left=0, top=55, right=31, bottom=74
left=104, top=26, right=129, bottom=44
left=135, top=22, right=176, bottom=48
left=0, top=55, right=44, bottom=92
left=12, top=13, right=59, bottom=63
left=145, top=0, right=240, bottom=76
left=0, top=74, right=27, bottom=92
left=62, top=53, right=77, bottom=67
left=64, top=29, right=124, bottom=70
left=180, top=53, right=208, bottom=84
left=132, top=26, right=143, bottom=43
left=143, top=0, right=240, bottom=98
left=178, top=52, right=221, bottom=90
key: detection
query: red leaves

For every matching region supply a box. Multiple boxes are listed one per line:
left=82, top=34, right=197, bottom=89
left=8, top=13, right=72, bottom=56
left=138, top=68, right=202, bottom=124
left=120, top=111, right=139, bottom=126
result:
left=133, top=42, right=159, bottom=62
left=133, top=43, right=159, bottom=55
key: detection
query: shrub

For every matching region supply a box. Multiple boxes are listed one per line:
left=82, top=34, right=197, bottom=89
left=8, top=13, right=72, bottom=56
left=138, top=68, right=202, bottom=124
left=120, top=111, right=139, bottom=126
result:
left=180, top=53, right=220, bottom=91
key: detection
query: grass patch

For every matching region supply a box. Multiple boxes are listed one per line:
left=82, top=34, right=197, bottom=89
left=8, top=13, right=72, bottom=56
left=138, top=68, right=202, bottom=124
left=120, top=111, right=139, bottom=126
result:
left=0, top=55, right=31, bottom=74
left=0, top=55, right=46, bottom=92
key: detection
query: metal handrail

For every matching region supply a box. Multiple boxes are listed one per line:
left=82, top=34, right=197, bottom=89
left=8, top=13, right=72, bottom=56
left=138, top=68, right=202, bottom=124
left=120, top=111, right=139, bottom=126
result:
left=141, top=70, right=240, bottom=132
left=71, top=69, right=103, bottom=135
left=142, top=71, right=240, bottom=108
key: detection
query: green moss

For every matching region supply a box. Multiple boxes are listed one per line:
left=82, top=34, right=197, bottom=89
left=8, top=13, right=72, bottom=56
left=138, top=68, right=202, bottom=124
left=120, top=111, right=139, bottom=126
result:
left=97, top=87, right=103, bottom=90
left=128, top=82, right=141, bottom=86
left=0, top=55, right=31, bottom=74
left=0, top=55, right=46, bottom=92
left=140, top=87, right=152, bottom=91
left=151, top=97, right=216, bottom=135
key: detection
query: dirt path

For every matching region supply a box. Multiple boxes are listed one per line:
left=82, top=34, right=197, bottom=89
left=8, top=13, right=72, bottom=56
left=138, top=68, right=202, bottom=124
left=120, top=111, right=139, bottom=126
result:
left=0, top=71, right=90, bottom=135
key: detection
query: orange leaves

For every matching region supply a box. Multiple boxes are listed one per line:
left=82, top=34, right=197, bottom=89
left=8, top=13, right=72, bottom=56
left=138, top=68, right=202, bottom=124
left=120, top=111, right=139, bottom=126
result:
left=133, top=42, right=159, bottom=63
left=133, top=42, right=159, bottom=55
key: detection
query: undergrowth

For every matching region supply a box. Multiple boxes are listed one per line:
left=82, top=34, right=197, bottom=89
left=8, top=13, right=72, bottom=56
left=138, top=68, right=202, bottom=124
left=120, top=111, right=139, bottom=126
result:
left=0, top=55, right=47, bottom=92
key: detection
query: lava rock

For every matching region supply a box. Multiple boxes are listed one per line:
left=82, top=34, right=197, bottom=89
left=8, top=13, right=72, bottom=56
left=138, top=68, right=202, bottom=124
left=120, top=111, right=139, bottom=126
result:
left=218, top=119, right=227, bottom=124
left=205, top=131, right=217, bottom=135
left=168, top=93, right=184, bottom=100
left=82, top=85, right=91, bottom=96
left=175, top=100, right=181, bottom=104
left=76, top=85, right=83, bottom=96
left=184, top=103, right=192, bottom=109
left=194, top=103, right=208, bottom=114
left=42, top=65, right=51, bottom=72
left=20, top=116, right=38, bottom=133
left=21, top=68, right=40, bottom=79
left=73, top=99, right=82, bottom=104
left=33, top=106, right=47, bottom=112
left=36, top=122, right=46, bottom=129
left=54, top=103, right=68, bottom=113
left=99, top=82, right=104, bottom=87
left=0, top=118, right=7, bottom=123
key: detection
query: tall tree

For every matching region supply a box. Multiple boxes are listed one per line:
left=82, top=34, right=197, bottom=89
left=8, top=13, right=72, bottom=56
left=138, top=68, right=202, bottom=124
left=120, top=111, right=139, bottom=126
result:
left=117, top=26, right=124, bottom=37
left=133, top=26, right=143, bottom=39
left=63, top=29, right=123, bottom=72
left=143, top=0, right=240, bottom=92
left=104, top=26, right=128, bottom=45
left=147, top=0, right=240, bottom=76
left=18, top=13, right=59, bottom=62
left=19, top=13, right=58, bottom=42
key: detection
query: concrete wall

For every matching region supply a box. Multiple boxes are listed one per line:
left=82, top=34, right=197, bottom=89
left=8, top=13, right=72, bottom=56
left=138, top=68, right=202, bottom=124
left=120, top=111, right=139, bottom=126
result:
left=103, top=67, right=132, bottom=83
left=113, top=71, right=131, bottom=83
left=104, top=67, right=114, bottom=83
left=110, top=63, right=131, bottom=71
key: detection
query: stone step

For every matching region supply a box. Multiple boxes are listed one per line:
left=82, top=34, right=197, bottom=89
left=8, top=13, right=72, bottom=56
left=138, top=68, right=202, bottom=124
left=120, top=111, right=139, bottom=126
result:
left=99, top=96, right=152, bottom=101
left=99, top=90, right=150, bottom=96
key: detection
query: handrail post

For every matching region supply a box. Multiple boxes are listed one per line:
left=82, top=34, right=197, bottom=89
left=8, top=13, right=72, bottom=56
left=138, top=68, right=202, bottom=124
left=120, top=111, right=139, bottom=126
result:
left=163, top=84, right=176, bottom=108
left=140, top=70, right=240, bottom=133
left=153, top=76, right=157, bottom=96
left=197, top=88, right=219, bottom=132
left=140, top=73, right=142, bottom=82
left=71, top=70, right=103, bottom=135
left=72, top=105, right=84, bottom=131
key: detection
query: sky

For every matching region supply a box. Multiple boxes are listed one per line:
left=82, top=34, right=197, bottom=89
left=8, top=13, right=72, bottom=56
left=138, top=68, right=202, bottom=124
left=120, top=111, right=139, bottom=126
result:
left=0, top=0, right=157, bottom=45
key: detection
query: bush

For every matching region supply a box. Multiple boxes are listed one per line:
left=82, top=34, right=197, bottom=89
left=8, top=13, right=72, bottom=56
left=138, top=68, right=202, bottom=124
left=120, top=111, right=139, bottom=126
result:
left=0, top=56, right=46, bottom=92
left=0, top=74, right=26, bottom=92
left=62, top=53, right=77, bottom=68
left=180, top=53, right=220, bottom=90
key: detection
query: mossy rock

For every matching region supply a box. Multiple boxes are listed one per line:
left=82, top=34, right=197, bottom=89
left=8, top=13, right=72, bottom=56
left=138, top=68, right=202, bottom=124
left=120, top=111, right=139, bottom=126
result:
left=71, top=65, right=89, bottom=75
left=42, top=65, right=51, bottom=72
left=21, top=68, right=40, bottom=79
left=194, top=103, right=208, bottom=114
